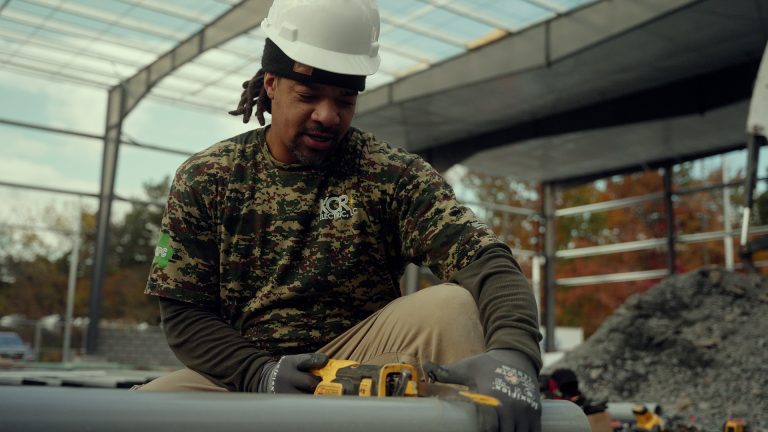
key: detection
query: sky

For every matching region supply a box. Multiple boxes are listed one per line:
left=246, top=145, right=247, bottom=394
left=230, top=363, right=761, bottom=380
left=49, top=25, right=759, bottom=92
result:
left=0, top=66, right=255, bottom=244
left=0, top=67, right=248, bottom=193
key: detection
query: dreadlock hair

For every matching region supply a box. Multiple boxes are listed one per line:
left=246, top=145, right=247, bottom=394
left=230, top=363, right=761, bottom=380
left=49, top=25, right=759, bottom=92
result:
left=228, top=68, right=271, bottom=125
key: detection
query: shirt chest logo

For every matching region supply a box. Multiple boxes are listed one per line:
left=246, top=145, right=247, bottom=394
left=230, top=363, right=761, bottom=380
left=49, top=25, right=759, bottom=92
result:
left=320, top=194, right=358, bottom=220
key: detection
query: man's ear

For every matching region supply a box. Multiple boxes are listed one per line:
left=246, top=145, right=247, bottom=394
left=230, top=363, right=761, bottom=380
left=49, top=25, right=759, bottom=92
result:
left=263, top=72, right=278, bottom=99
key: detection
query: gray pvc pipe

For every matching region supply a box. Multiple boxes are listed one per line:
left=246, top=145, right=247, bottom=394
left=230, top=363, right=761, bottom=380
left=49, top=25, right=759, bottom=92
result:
left=0, top=386, right=590, bottom=432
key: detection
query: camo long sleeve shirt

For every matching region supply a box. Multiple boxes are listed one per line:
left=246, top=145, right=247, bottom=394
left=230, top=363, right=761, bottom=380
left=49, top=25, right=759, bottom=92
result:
left=146, top=126, right=541, bottom=388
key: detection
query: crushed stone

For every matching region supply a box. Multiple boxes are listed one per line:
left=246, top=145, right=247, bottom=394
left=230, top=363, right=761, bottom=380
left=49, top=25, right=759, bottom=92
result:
left=546, top=267, right=768, bottom=432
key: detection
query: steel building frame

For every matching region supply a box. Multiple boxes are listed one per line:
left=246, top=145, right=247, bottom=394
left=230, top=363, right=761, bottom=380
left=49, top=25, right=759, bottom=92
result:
left=86, top=0, right=271, bottom=352
left=2, top=0, right=763, bottom=355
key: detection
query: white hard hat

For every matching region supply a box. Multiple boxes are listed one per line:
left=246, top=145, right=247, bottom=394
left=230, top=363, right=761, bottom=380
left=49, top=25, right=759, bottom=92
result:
left=261, top=0, right=381, bottom=76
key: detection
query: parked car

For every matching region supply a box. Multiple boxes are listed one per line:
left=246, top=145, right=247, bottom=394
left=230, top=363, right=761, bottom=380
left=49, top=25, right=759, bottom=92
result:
left=0, top=331, right=34, bottom=362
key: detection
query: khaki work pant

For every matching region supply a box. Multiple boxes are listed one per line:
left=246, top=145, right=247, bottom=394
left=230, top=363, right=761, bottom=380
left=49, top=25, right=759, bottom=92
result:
left=136, top=283, right=484, bottom=392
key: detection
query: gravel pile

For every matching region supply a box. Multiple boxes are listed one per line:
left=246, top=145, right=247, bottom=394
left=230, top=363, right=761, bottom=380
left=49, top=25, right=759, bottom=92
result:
left=547, top=267, right=768, bottom=432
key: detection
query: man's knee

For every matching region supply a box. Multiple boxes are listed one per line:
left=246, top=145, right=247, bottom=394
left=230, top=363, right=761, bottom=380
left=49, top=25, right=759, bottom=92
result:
left=409, top=283, right=484, bottom=362
left=421, top=282, right=475, bottom=309
left=409, top=283, right=479, bottom=330
left=326, top=283, right=484, bottom=365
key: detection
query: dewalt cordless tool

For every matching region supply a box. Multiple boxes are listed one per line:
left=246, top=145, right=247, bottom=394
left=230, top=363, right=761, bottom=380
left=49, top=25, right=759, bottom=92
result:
left=311, top=359, right=500, bottom=407
left=631, top=404, right=664, bottom=432
left=312, top=359, right=418, bottom=397
left=723, top=418, right=749, bottom=432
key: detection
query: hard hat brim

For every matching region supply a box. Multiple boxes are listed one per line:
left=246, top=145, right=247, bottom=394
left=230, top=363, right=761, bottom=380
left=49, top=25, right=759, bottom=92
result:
left=265, top=35, right=380, bottom=77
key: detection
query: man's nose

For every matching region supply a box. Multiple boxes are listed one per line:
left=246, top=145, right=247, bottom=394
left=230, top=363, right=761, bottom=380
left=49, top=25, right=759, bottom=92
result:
left=311, top=99, right=341, bottom=126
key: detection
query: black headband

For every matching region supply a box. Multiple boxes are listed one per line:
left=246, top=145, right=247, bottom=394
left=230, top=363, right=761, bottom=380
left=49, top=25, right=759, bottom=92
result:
left=261, top=38, right=366, bottom=92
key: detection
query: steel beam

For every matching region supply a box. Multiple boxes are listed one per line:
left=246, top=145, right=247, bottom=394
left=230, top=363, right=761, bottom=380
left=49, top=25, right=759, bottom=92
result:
left=0, top=117, right=104, bottom=140
left=663, top=166, right=676, bottom=275
left=543, top=183, right=556, bottom=352
left=555, top=192, right=664, bottom=217
left=87, top=0, right=272, bottom=353
left=88, top=85, right=125, bottom=353
left=356, top=0, right=701, bottom=153
left=557, top=269, right=669, bottom=287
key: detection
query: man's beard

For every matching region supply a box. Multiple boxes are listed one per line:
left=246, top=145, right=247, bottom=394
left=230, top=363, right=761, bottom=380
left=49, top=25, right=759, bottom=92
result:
left=286, top=141, right=333, bottom=167
left=286, top=128, right=341, bottom=167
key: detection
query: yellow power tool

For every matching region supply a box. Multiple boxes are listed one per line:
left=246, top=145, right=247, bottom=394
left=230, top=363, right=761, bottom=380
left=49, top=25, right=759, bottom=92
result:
left=723, top=418, right=749, bottom=432
left=631, top=404, right=664, bottom=432
left=311, top=359, right=500, bottom=407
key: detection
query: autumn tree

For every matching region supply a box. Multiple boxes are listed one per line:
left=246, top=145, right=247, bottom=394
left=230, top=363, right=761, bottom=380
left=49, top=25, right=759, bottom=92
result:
left=0, top=177, right=170, bottom=323
left=455, top=170, right=541, bottom=275
left=86, top=176, right=170, bottom=323
left=454, top=154, right=746, bottom=336
left=0, top=204, right=77, bottom=320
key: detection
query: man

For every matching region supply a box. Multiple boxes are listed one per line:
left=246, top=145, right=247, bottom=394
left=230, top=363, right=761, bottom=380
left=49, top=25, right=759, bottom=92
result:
left=139, top=1, right=543, bottom=431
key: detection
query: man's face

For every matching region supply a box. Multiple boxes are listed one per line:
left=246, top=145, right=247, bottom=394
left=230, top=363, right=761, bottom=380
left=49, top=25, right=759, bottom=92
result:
left=264, top=73, right=358, bottom=167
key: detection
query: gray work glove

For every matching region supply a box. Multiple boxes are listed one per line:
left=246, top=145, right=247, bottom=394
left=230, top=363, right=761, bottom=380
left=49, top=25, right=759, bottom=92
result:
left=257, top=352, right=329, bottom=394
left=423, top=349, right=542, bottom=432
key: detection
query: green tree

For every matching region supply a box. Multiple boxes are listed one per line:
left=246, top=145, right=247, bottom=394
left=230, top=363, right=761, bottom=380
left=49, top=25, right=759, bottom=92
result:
left=112, top=178, right=168, bottom=268
left=99, top=176, right=169, bottom=322
left=0, top=176, right=170, bottom=323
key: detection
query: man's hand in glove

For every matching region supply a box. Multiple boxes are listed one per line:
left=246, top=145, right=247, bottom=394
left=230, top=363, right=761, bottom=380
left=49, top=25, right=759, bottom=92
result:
left=257, top=352, right=329, bottom=394
left=424, top=349, right=542, bottom=432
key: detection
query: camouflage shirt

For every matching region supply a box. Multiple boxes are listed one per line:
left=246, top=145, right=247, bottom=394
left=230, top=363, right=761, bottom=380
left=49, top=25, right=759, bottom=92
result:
left=146, top=127, right=501, bottom=355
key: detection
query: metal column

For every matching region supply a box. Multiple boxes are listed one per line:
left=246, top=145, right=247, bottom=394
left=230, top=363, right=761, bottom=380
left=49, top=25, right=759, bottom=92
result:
left=403, top=264, right=420, bottom=295
left=84, top=0, right=272, bottom=354
left=87, top=85, right=125, bottom=353
left=663, top=166, right=676, bottom=275
left=722, top=159, right=734, bottom=270
left=543, top=183, right=556, bottom=352
left=63, top=206, right=83, bottom=362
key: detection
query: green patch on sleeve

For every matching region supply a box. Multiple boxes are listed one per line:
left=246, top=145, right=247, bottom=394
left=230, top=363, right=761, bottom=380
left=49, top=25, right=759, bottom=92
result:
left=153, top=232, right=175, bottom=269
